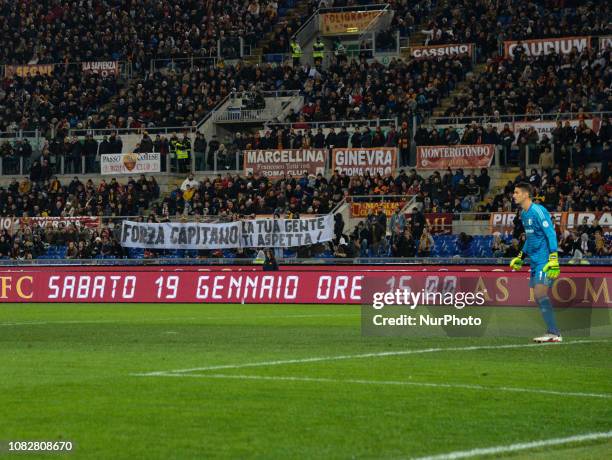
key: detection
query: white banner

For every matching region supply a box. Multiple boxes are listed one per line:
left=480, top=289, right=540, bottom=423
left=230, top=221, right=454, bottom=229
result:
left=504, top=36, right=591, bottom=57
left=101, top=152, right=160, bottom=175
left=120, top=215, right=335, bottom=249
left=513, top=118, right=601, bottom=142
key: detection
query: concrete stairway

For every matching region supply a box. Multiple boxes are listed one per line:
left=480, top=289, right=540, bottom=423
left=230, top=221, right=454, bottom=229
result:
left=430, top=63, right=486, bottom=119
left=244, top=2, right=312, bottom=64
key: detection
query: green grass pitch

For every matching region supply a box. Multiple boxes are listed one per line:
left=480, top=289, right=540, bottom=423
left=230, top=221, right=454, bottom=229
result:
left=1, top=303, right=610, bottom=459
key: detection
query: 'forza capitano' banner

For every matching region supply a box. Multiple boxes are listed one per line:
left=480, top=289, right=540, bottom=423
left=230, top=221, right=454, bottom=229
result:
left=120, top=215, right=335, bottom=250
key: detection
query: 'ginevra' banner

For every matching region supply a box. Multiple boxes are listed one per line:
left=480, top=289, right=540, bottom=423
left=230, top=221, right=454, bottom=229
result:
left=120, top=215, right=335, bottom=249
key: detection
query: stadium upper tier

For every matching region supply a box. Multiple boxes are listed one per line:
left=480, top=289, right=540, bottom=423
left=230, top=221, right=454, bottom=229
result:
left=0, top=0, right=295, bottom=65
left=0, top=0, right=609, bottom=134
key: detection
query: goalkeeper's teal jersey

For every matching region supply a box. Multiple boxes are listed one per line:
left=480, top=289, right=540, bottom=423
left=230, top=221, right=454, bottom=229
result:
left=520, top=203, right=558, bottom=265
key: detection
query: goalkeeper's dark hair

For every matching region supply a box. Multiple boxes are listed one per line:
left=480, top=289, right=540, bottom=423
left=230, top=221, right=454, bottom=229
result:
left=515, top=182, right=532, bottom=196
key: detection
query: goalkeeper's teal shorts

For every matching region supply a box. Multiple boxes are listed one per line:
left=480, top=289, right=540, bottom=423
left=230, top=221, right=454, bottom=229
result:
left=530, top=263, right=553, bottom=288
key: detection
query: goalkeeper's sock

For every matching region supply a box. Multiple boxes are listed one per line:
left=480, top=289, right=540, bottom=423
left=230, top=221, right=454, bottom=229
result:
left=536, top=296, right=559, bottom=335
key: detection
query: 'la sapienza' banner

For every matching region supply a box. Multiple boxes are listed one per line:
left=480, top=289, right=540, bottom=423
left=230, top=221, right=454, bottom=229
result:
left=121, top=215, right=335, bottom=250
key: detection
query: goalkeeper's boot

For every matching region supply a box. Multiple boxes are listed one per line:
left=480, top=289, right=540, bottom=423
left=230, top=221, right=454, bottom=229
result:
left=533, top=333, right=563, bottom=343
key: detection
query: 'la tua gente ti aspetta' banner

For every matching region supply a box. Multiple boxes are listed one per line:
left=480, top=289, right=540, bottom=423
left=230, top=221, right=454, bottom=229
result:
left=120, top=215, right=335, bottom=250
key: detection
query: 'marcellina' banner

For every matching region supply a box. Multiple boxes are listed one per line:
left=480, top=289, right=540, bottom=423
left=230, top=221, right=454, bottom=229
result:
left=332, top=148, right=397, bottom=175
left=0, top=265, right=609, bottom=305
left=244, top=149, right=327, bottom=179
left=121, top=215, right=335, bottom=250
left=409, top=43, right=473, bottom=59
left=416, top=144, right=495, bottom=170
left=504, top=36, right=591, bottom=58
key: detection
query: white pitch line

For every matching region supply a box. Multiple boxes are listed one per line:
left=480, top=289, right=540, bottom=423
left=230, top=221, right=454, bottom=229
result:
left=0, top=313, right=353, bottom=327
left=413, top=430, right=612, bottom=460
left=144, top=372, right=612, bottom=400
left=135, top=340, right=608, bottom=376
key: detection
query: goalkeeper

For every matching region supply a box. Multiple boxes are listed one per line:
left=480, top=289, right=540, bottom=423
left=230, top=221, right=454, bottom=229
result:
left=510, top=183, right=562, bottom=343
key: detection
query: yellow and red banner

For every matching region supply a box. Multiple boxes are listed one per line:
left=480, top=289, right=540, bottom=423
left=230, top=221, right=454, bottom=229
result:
left=350, top=201, right=406, bottom=218
left=5, top=64, right=54, bottom=78
left=320, top=10, right=381, bottom=35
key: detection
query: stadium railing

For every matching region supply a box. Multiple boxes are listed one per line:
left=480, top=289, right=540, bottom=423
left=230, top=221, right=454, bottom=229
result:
left=1, top=256, right=609, bottom=266
left=428, top=111, right=611, bottom=126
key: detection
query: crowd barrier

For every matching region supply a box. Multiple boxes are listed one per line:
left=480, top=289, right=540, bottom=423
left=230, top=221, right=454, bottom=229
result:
left=1, top=264, right=609, bottom=305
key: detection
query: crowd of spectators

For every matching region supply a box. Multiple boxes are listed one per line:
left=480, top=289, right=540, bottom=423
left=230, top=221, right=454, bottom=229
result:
left=440, top=47, right=610, bottom=121
left=0, top=0, right=290, bottom=67
left=0, top=174, right=160, bottom=218
left=415, top=117, right=611, bottom=171
left=0, top=65, right=119, bottom=135
left=489, top=164, right=611, bottom=215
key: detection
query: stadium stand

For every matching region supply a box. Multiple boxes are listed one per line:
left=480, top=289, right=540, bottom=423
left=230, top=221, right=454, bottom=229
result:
left=0, top=0, right=610, bottom=262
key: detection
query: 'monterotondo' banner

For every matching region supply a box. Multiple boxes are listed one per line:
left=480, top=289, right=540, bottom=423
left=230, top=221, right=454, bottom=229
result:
left=504, top=36, right=591, bottom=57
left=101, top=152, right=160, bottom=175
left=409, top=43, right=473, bottom=59
left=332, top=148, right=397, bottom=175
left=1, top=265, right=609, bottom=305
left=82, top=61, right=119, bottom=78
left=490, top=212, right=612, bottom=235
left=121, top=215, right=334, bottom=249
left=5, top=64, right=55, bottom=78
left=244, top=149, right=327, bottom=179
left=320, top=10, right=382, bottom=35
left=416, top=144, right=495, bottom=170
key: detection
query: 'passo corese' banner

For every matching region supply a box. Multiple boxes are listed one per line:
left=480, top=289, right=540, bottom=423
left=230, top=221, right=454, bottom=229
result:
left=416, top=144, right=495, bottom=170
left=332, top=148, right=397, bottom=175
left=101, top=152, right=160, bottom=175
left=0, top=265, right=609, bottom=307
left=243, top=149, right=327, bottom=179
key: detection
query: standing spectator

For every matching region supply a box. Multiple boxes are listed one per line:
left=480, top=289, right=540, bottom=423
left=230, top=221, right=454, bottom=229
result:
left=194, top=132, right=208, bottom=171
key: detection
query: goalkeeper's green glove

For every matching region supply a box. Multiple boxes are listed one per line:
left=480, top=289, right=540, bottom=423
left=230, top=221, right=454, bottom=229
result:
left=509, top=251, right=524, bottom=271
left=543, top=252, right=560, bottom=279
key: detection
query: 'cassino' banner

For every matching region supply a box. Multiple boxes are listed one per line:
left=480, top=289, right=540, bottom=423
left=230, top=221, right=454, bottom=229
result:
left=244, top=149, right=327, bottom=179
left=490, top=211, right=612, bottom=235
left=0, top=265, right=609, bottom=305
left=409, top=43, right=473, bottom=59
left=320, top=10, right=382, bottom=35
left=416, top=144, right=495, bottom=170
left=350, top=201, right=406, bottom=218
left=332, top=147, right=397, bottom=175
left=5, top=64, right=54, bottom=78
left=121, top=215, right=335, bottom=250
left=503, top=36, right=591, bottom=58
left=82, top=61, right=119, bottom=78
left=101, top=152, right=160, bottom=175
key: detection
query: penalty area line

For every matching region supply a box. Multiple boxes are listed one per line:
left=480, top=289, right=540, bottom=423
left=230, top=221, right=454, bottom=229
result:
left=412, top=430, right=612, bottom=460
left=134, top=339, right=609, bottom=377
left=138, top=372, right=612, bottom=400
